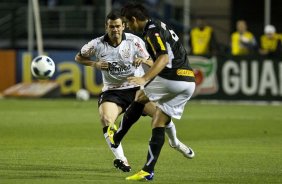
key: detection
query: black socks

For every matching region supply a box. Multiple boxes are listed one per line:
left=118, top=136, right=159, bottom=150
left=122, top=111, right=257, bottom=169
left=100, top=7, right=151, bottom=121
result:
left=113, top=101, right=145, bottom=144
left=142, top=127, right=165, bottom=173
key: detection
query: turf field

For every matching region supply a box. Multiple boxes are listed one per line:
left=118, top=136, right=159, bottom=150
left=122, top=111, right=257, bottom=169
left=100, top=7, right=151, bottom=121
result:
left=0, top=98, right=281, bottom=184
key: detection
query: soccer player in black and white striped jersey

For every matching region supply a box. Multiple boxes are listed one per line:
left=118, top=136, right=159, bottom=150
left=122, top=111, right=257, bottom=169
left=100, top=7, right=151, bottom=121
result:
left=108, top=3, right=196, bottom=180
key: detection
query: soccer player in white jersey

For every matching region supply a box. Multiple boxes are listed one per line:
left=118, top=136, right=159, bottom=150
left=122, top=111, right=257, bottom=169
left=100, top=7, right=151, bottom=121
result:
left=108, top=4, right=196, bottom=180
left=75, top=10, right=193, bottom=172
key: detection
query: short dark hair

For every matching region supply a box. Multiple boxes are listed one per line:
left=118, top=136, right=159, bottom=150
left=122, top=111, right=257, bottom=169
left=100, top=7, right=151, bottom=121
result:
left=121, top=2, right=149, bottom=21
left=106, top=9, right=123, bottom=23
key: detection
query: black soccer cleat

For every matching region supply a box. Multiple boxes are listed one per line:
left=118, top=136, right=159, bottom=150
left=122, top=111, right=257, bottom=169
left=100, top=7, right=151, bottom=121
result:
left=113, top=159, right=131, bottom=172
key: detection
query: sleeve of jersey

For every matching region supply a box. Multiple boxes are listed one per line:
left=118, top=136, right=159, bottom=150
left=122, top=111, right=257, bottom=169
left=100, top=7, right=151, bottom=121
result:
left=146, top=31, right=168, bottom=58
left=80, top=39, right=97, bottom=57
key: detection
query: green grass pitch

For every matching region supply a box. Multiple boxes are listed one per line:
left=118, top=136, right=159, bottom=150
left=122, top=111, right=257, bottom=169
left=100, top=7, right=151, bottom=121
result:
left=0, top=99, right=281, bottom=184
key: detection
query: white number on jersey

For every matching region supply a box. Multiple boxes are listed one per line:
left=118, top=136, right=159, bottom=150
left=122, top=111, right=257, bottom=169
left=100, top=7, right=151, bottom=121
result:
left=161, top=22, right=179, bottom=42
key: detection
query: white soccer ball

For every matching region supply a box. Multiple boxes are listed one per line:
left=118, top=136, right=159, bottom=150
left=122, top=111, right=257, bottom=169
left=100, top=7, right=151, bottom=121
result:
left=31, top=55, right=55, bottom=79
left=76, top=89, right=90, bottom=101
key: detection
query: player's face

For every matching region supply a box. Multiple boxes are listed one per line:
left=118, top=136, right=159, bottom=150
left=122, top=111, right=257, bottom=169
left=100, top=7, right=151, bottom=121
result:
left=106, top=19, right=125, bottom=41
left=124, top=18, right=139, bottom=32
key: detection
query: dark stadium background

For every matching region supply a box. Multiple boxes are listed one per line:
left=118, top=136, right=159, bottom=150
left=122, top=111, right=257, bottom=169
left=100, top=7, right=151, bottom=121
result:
left=1, top=0, right=281, bottom=51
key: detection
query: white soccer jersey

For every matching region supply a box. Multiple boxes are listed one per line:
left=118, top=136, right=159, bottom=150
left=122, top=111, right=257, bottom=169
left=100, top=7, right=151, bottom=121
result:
left=80, top=33, right=149, bottom=91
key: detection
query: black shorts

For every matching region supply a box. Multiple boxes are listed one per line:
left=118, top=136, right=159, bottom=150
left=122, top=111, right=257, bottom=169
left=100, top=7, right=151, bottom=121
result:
left=98, top=87, right=140, bottom=113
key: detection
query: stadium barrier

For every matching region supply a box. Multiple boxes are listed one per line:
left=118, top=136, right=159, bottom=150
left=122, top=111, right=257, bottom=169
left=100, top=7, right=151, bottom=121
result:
left=191, top=55, right=282, bottom=101
left=4, top=50, right=282, bottom=101
left=0, top=50, right=16, bottom=92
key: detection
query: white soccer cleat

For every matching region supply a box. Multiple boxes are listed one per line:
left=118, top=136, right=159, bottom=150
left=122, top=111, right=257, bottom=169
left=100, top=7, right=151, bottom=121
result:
left=169, top=140, right=195, bottom=159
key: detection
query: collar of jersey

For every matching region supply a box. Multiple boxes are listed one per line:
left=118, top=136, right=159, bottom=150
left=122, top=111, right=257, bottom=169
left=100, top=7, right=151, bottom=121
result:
left=103, top=32, right=126, bottom=47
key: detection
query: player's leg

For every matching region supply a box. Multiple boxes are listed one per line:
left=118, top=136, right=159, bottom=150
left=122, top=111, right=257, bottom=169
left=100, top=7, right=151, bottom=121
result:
left=99, top=101, right=131, bottom=172
left=143, top=101, right=180, bottom=148
left=110, top=90, right=149, bottom=146
left=148, top=77, right=196, bottom=158
left=109, top=89, right=181, bottom=149
left=157, top=81, right=196, bottom=159
left=143, top=108, right=168, bottom=172
left=126, top=107, right=168, bottom=181
left=126, top=78, right=196, bottom=180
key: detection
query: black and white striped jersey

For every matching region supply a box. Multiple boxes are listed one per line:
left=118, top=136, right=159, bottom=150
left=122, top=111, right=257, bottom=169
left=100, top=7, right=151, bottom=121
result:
left=143, top=19, right=195, bottom=82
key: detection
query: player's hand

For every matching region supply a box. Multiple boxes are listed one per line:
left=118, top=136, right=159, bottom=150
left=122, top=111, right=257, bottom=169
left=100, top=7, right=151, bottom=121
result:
left=95, top=61, right=109, bottom=70
left=133, top=57, right=146, bottom=68
left=127, top=76, right=146, bottom=86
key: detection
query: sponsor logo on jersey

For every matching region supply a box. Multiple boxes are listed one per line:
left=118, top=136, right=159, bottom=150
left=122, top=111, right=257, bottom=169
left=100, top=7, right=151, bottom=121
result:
left=176, top=69, right=195, bottom=77
left=121, top=47, right=130, bottom=58
left=108, top=62, right=131, bottom=74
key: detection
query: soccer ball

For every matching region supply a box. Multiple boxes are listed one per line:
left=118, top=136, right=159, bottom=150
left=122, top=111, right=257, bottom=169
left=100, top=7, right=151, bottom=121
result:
left=76, top=89, right=90, bottom=101
left=31, top=55, right=55, bottom=79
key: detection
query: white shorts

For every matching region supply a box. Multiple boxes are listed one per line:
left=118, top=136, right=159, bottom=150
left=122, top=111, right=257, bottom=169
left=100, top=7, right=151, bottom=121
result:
left=144, top=76, right=195, bottom=119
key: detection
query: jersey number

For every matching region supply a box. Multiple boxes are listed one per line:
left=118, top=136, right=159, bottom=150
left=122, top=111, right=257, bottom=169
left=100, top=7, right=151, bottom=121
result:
left=161, top=22, right=179, bottom=42
left=169, top=30, right=179, bottom=42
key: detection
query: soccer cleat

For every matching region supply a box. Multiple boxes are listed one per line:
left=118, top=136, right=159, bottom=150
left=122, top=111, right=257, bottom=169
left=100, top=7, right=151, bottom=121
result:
left=125, top=170, right=154, bottom=181
left=113, top=159, right=131, bottom=172
left=107, top=124, right=118, bottom=147
left=169, top=140, right=195, bottom=159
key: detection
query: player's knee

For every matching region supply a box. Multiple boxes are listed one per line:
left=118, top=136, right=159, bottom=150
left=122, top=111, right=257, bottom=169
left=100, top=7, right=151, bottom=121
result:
left=135, top=90, right=149, bottom=104
left=143, top=102, right=156, bottom=117
left=135, top=98, right=148, bottom=104
left=100, top=114, right=114, bottom=127
left=152, top=108, right=170, bottom=128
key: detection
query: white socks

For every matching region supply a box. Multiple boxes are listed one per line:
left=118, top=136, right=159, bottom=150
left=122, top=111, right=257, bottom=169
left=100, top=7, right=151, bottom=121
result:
left=104, top=133, right=127, bottom=161
left=165, top=121, right=179, bottom=147
left=103, top=121, right=178, bottom=160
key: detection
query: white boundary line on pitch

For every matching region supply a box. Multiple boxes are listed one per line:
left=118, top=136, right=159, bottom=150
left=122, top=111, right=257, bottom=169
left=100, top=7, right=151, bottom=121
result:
left=191, top=100, right=282, bottom=106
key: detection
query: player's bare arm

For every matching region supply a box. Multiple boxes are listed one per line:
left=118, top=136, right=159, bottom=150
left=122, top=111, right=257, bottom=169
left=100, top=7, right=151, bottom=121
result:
left=144, top=58, right=154, bottom=67
left=133, top=57, right=153, bottom=68
left=75, top=53, right=109, bottom=70
left=128, top=54, right=169, bottom=85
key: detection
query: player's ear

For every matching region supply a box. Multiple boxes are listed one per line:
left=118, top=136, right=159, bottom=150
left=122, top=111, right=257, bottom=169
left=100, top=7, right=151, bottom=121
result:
left=131, top=16, right=137, bottom=23
left=122, top=22, right=126, bottom=30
